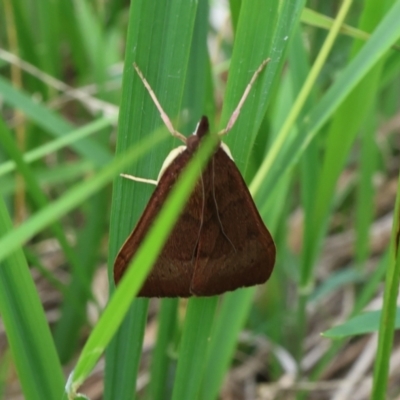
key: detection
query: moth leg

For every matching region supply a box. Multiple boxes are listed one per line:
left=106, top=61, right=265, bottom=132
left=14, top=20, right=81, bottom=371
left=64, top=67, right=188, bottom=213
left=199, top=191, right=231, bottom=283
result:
left=133, top=63, right=187, bottom=143
left=217, top=58, right=270, bottom=137
left=120, top=173, right=158, bottom=186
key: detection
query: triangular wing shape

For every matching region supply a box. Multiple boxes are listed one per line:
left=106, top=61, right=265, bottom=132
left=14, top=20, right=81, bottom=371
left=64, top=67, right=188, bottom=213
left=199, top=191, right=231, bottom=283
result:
left=190, top=147, right=275, bottom=296
left=114, top=117, right=275, bottom=297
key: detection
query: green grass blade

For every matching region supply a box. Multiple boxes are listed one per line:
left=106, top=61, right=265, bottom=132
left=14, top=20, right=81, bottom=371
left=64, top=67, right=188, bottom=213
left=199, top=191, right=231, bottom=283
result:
left=6, top=0, right=47, bottom=95
left=0, top=128, right=167, bottom=264
left=296, top=0, right=392, bottom=365
left=54, top=188, right=109, bottom=363
left=300, top=0, right=388, bottom=288
left=0, top=161, right=94, bottom=197
left=199, top=288, right=256, bottom=400
left=67, top=117, right=219, bottom=398
left=171, top=298, right=218, bottom=400
left=2, top=1, right=399, bottom=398
left=105, top=0, right=198, bottom=398
left=35, top=0, right=61, bottom=77
left=0, top=200, right=64, bottom=400
left=148, top=299, right=179, bottom=400
left=198, top=1, right=305, bottom=398
left=0, top=118, right=93, bottom=314
left=301, top=7, right=395, bottom=45
left=372, top=175, right=400, bottom=398
left=0, top=76, right=112, bottom=166
left=355, top=115, right=377, bottom=265
left=251, top=0, right=354, bottom=195
left=148, top=3, right=211, bottom=398
left=323, top=309, right=400, bottom=339
left=219, top=0, right=281, bottom=172
left=0, top=115, right=116, bottom=177
left=252, top=0, right=400, bottom=198
left=0, top=117, right=94, bottom=288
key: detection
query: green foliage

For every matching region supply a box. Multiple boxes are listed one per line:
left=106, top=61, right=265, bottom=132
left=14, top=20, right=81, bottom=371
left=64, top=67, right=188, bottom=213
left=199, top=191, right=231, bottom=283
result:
left=324, top=308, right=400, bottom=339
left=1, top=0, right=400, bottom=399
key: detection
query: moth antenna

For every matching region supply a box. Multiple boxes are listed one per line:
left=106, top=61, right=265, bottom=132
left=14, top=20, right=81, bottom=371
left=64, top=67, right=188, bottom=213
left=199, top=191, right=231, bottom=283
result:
left=217, top=58, right=270, bottom=137
left=120, top=173, right=158, bottom=186
left=133, top=63, right=187, bottom=143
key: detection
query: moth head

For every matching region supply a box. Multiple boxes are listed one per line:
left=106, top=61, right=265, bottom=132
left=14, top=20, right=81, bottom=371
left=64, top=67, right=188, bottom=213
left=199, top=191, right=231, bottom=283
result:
left=186, top=116, right=225, bottom=156
left=157, top=115, right=233, bottom=182
left=186, top=116, right=209, bottom=152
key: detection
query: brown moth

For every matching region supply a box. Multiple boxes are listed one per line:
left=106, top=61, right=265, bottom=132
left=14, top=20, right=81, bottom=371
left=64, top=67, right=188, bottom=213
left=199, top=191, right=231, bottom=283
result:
left=114, top=60, right=275, bottom=297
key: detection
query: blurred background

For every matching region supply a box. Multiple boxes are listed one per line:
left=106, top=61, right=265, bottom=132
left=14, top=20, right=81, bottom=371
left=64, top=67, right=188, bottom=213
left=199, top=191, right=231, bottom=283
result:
left=1, top=0, right=400, bottom=399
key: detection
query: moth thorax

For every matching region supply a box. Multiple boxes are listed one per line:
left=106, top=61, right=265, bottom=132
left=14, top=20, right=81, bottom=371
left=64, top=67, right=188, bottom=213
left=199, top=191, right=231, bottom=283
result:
left=186, top=134, right=200, bottom=153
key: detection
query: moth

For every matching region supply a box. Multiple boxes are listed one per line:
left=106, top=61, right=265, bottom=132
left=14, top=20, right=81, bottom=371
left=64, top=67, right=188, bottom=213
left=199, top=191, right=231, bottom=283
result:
left=114, top=60, right=275, bottom=297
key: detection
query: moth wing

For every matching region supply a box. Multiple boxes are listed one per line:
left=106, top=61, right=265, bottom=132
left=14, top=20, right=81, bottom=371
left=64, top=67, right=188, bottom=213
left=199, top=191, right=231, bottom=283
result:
left=114, top=148, right=202, bottom=297
left=190, top=148, right=275, bottom=296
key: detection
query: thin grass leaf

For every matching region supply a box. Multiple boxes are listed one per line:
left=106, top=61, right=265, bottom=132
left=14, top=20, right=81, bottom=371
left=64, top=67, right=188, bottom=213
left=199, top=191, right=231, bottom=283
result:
left=252, top=0, right=400, bottom=199
left=51, top=9, right=118, bottom=357
left=251, top=0, right=354, bottom=196
left=0, top=118, right=91, bottom=288
left=177, top=0, right=283, bottom=393
left=72, top=0, right=119, bottom=98
left=105, top=1, right=199, bottom=398
left=0, top=115, right=116, bottom=177
left=372, top=175, right=400, bottom=397
left=0, top=200, right=65, bottom=400
left=0, top=161, right=94, bottom=197
left=355, top=115, right=377, bottom=265
left=148, top=299, right=179, bottom=400
left=54, top=188, right=110, bottom=363
left=67, top=119, right=219, bottom=398
left=301, top=7, right=400, bottom=49
left=172, top=298, right=218, bottom=400
left=297, top=0, right=393, bottom=365
left=323, top=309, right=400, bottom=339
left=2, top=1, right=399, bottom=398
left=309, top=252, right=389, bottom=380
left=148, top=3, right=211, bottom=399
left=35, top=0, right=62, bottom=78
left=6, top=0, right=47, bottom=95
left=199, top=1, right=305, bottom=398
left=0, top=76, right=112, bottom=166
left=0, top=128, right=167, bottom=264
